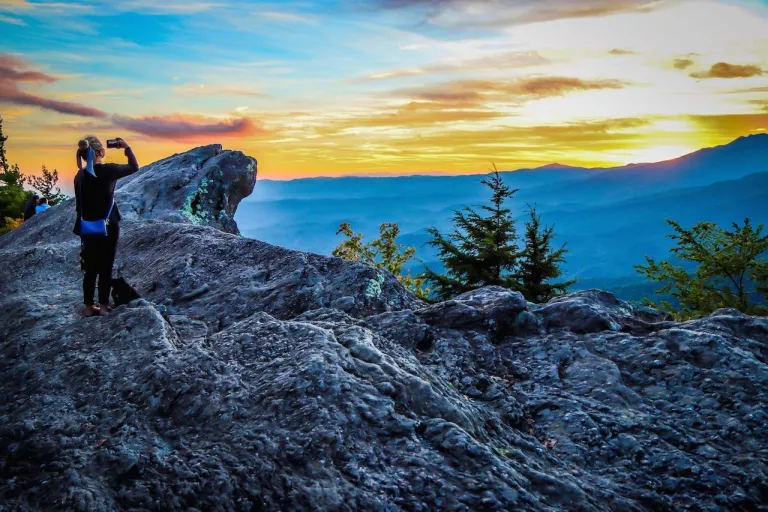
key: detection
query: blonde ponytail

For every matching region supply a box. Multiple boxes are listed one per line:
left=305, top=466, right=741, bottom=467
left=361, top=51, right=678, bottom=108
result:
left=79, top=135, right=104, bottom=155
left=77, top=135, right=105, bottom=175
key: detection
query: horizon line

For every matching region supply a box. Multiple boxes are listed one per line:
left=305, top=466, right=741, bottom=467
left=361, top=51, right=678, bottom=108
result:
left=257, top=132, right=767, bottom=182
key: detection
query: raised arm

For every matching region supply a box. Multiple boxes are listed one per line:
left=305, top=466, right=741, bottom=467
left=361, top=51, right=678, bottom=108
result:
left=106, top=138, right=140, bottom=180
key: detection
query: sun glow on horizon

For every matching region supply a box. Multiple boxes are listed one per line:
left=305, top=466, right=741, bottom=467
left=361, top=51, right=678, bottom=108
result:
left=619, top=144, right=702, bottom=165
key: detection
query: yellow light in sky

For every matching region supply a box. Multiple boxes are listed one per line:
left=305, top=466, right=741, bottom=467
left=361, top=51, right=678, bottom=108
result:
left=650, top=119, right=696, bottom=133
left=621, top=145, right=699, bottom=165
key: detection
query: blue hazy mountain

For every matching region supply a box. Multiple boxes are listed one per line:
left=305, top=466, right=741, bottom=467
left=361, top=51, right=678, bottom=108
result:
left=523, top=133, right=768, bottom=205
left=236, top=134, right=768, bottom=300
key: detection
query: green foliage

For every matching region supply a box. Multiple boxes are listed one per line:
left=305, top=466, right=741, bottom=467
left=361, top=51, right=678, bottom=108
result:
left=333, top=222, right=430, bottom=299
left=517, top=204, right=576, bottom=302
left=0, top=216, right=23, bottom=235
left=422, top=166, right=521, bottom=300
left=333, top=222, right=375, bottom=263
left=635, top=218, right=768, bottom=319
left=29, top=165, right=68, bottom=204
left=0, top=118, right=32, bottom=234
left=0, top=163, right=31, bottom=233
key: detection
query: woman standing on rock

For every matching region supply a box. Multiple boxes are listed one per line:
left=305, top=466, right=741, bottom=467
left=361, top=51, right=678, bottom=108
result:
left=74, top=136, right=139, bottom=317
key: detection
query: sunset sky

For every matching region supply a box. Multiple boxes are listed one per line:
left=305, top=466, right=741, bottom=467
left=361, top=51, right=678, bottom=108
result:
left=1, top=0, right=767, bottom=181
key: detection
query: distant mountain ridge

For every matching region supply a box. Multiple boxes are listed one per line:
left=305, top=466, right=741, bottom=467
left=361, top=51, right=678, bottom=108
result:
left=236, top=134, right=768, bottom=300
left=256, top=133, right=767, bottom=185
left=525, top=133, right=768, bottom=204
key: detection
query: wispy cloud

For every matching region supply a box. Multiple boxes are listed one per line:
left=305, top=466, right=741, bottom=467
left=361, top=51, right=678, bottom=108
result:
left=308, top=76, right=629, bottom=137
left=370, top=0, right=673, bottom=28
left=350, top=101, right=504, bottom=128
left=0, top=54, right=56, bottom=82
left=689, top=112, right=768, bottom=136
left=1, top=0, right=218, bottom=19
left=0, top=1, right=93, bottom=15
left=0, top=13, right=25, bottom=25
left=690, top=62, right=764, bottom=79
left=732, top=86, right=768, bottom=94
left=351, top=50, right=548, bottom=81
left=749, top=99, right=768, bottom=113
left=0, top=54, right=107, bottom=117
left=106, top=0, right=222, bottom=15
left=395, top=76, right=629, bottom=106
left=253, top=11, right=316, bottom=24
left=673, top=58, right=694, bottom=70
left=111, top=114, right=264, bottom=141
left=172, top=82, right=264, bottom=98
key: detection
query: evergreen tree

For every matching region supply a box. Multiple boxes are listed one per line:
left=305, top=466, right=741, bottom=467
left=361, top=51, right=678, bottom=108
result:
left=333, top=222, right=430, bottom=299
left=635, top=218, right=768, bottom=319
left=29, top=165, right=68, bottom=204
left=0, top=116, right=8, bottom=174
left=423, top=167, right=519, bottom=300
left=517, top=205, right=576, bottom=302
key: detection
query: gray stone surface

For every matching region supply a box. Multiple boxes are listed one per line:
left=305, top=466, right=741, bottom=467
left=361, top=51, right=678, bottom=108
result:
left=1, top=145, right=766, bottom=511
left=117, top=144, right=257, bottom=234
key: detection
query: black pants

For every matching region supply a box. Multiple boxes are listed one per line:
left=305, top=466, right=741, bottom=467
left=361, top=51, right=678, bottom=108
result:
left=82, top=222, right=120, bottom=306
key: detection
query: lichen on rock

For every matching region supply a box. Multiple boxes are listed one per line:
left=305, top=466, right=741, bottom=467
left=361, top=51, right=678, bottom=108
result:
left=364, top=272, right=385, bottom=299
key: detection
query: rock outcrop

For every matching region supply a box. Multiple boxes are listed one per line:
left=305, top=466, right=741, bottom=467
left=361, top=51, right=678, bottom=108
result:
left=1, top=146, right=766, bottom=511
left=117, top=144, right=257, bottom=234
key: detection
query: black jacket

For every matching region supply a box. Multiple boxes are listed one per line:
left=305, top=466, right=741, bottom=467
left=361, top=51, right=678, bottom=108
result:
left=23, top=200, right=37, bottom=220
left=73, top=147, right=139, bottom=235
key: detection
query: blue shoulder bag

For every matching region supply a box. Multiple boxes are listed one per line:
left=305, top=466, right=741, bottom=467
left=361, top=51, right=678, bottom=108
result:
left=78, top=145, right=115, bottom=237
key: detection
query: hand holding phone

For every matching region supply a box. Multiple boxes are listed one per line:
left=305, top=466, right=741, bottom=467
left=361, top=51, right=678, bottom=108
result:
left=107, top=138, right=129, bottom=149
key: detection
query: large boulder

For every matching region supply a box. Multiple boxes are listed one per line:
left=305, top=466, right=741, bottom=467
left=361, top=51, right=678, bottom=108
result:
left=417, top=286, right=540, bottom=341
left=117, top=144, right=257, bottom=234
left=1, top=145, right=766, bottom=511
left=533, top=289, right=675, bottom=334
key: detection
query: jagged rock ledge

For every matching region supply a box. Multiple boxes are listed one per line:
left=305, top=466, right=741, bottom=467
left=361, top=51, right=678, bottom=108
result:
left=0, top=146, right=766, bottom=511
left=117, top=144, right=257, bottom=234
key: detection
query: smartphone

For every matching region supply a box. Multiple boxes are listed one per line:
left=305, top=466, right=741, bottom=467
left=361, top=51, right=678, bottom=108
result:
left=106, top=139, right=120, bottom=149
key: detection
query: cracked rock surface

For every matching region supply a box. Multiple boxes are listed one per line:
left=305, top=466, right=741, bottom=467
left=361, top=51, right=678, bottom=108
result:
left=1, top=146, right=766, bottom=511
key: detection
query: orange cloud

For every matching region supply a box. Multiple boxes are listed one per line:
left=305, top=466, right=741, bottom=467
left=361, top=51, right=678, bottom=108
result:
left=397, top=76, right=628, bottom=107
left=690, top=62, right=763, bottom=79
left=673, top=58, right=694, bottom=70
left=689, top=113, right=768, bottom=135
left=0, top=53, right=107, bottom=117
left=111, top=114, right=264, bottom=141
left=505, top=76, right=627, bottom=96
left=304, top=76, right=631, bottom=138
left=401, top=117, right=649, bottom=149
left=363, top=102, right=501, bottom=127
